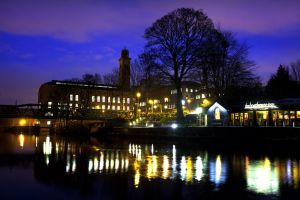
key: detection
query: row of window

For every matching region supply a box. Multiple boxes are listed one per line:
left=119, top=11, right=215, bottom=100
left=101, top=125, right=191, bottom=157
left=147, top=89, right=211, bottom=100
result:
left=170, top=88, right=203, bottom=95
left=69, top=94, right=79, bottom=101
left=91, top=96, right=130, bottom=104
left=93, top=105, right=131, bottom=111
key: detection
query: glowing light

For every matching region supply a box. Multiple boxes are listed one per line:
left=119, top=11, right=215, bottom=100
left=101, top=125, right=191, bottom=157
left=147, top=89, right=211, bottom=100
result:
left=99, top=152, right=104, bottom=172
left=245, top=102, right=278, bottom=110
left=136, top=92, right=141, bottom=98
left=134, top=170, right=140, bottom=188
left=43, top=136, right=52, bottom=155
left=163, top=155, right=169, bottom=179
left=216, top=156, right=222, bottom=184
left=180, top=156, right=186, bottom=181
left=19, top=119, right=27, bottom=126
left=19, top=134, right=24, bottom=148
left=246, top=157, right=279, bottom=194
left=208, top=102, right=226, bottom=112
left=88, top=159, right=93, bottom=173
left=171, top=123, right=178, bottom=129
left=195, top=156, right=203, bottom=181
left=186, top=156, right=193, bottom=182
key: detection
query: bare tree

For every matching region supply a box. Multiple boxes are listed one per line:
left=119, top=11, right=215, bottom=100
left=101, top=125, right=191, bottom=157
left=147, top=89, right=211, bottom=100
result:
left=130, top=59, right=143, bottom=87
left=103, top=68, right=119, bottom=85
left=196, top=30, right=259, bottom=98
left=290, top=59, right=300, bottom=81
left=143, top=8, right=214, bottom=121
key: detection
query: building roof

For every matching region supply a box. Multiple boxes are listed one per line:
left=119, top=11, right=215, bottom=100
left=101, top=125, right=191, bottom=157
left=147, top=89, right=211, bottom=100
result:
left=43, top=80, right=118, bottom=89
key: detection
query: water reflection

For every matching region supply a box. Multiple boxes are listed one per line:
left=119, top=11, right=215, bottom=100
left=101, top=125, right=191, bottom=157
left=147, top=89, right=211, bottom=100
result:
left=2, top=133, right=300, bottom=199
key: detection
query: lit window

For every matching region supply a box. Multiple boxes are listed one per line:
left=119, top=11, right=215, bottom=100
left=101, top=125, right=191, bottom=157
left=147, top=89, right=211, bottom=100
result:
left=127, top=106, right=130, bottom=110
left=215, top=108, right=221, bottom=120
left=48, top=102, right=52, bottom=109
left=92, top=96, right=95, bottom=102
left=186, top=88, right=188, bottom=92
left=75, top=95, right=79, bottom=101
left=107, top=105, right=111, bottom=110
left=297, top=111, right=300, bottom=118
left=69, top=103, right=72, bottom=108
left=47, top=121, right=51, bottom=125
left=191, top=89, right=193, bottom=92
left=75, top=104, right=78, bottom=108
left=127, top=98, right=130, bottom=104
left=112, top=97, right=115, bottom=103
left=201, top=94, right=206, bottom=98
left=117, top=106, right=120, bottom=110
left=140, top=102, right=146, bottom=106
left=97, top=96, right=100, bottom=102
left=112, top=106, right=115, bottom=110
left=70, top=94, right=73, bottom=101
left=102, top=105, right=105, bottom=110
left=196, top=95, right=200, bottom=99
left=123, top=106, right=126, bottom=110
left=102, top=96, right=106, bottom=102
left=108, top=97, right=111, bottom=103
left=195, top=89, right=198, bottom=92
left=164, top=97, right=168, bottom=103
left=123, top=98, right=126, bottom=103
left=117, top=97, right=120, bottom=103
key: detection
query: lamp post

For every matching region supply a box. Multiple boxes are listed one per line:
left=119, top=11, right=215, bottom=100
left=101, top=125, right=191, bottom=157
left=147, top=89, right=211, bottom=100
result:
left=136, top=92, right=141, bottom=118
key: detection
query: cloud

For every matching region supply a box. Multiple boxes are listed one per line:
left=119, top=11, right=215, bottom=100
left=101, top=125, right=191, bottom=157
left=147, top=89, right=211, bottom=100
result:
left=0, top=0, right=299, bottom=42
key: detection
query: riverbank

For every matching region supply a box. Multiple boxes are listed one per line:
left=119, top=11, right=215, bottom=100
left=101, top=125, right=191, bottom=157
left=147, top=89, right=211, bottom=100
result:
left=94, top=126, right=300, bottom=142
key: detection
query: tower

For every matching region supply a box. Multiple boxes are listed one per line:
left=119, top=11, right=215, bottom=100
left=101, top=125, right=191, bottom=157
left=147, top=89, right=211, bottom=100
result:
left=119, top=48, right=131, bottom=89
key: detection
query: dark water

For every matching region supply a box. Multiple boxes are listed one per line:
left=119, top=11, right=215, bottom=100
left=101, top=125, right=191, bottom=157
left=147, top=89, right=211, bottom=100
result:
left=0, top=132, right=300, bottom=200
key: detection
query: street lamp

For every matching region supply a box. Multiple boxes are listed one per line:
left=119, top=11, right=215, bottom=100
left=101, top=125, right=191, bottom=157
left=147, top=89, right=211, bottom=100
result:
left=136, top=92, right=141, bottom=118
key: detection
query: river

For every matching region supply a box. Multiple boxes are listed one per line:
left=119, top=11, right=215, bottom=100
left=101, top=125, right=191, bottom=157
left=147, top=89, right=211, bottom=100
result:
left=0, top=132, right=299, bottom=199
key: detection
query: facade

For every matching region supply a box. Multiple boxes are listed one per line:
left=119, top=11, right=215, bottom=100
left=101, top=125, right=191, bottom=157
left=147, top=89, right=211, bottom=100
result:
left=38, top=49, right=134, bottom=119
left=229, top=99, right=300, bottom=127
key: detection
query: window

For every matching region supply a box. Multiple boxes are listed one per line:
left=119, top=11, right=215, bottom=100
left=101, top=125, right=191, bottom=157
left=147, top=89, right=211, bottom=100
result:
left=102, top=96, right=106, bottom=102
left=127, top=106, right=130, bottom=110
left=92, top=96, right=95, bottom=102
left=127, top=98, right=130, bottom=104
left=75, top=104, right=78, bottom=108
left=201, top=94, right=206, bottom=98
left=190, top=89, right=193, bottom=93
left=186, top=88, right=188, bottom=92
left=196, top=95, right=200, bottom=99
left=97, top=96, right=100, bottom=102
left=123, top=98, right=126, bottom=103
left=112, top=105, right=115, bottom=110
left=123, top=106, right=126, bottom=110
left=70, top=94, right=73, bottom=101
left=117, top=106, right=120, bottom=110
left=102, top=105, right=105, bottom=110
left=215, top=108, right=221, bottom=120
left=47, top=121, right=51, bottom=125
left=195, top=89, right=198, bottom=92
left=107, top=105, right=111, bottom=110
left=69, top=103, right=72, bottom=108
left=164, top=97, right=168, bottom=103
left=140, top=102, right=146, bottom=106
left=297, top=111, right=300, bottom=118
left=117, top=97, right=120, bottom=103
left=75, top=95, right=79, bottom=101
left=48, top=102, right=52, bottom=109
left=112, top=97, right=115, bottom=103
left=108, top=97, right=111, bottom=103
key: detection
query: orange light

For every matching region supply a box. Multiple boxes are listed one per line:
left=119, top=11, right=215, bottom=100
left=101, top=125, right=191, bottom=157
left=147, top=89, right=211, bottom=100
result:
left=19, top=119, right=26, bottom=126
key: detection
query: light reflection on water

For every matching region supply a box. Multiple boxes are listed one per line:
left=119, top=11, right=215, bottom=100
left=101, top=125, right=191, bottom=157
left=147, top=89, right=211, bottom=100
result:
left=2, top=133, right=300, bottom=198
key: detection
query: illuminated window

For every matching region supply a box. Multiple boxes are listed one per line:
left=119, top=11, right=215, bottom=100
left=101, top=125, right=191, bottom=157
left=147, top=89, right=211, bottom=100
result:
left=201, top=94, right=206, bottom=98
left=215, top=108, right=221, bottom=120
left=102, top=96, right=106, bottom=102
left=195, top=89, right=198, bottom=92
left=117, top=97, right=120, bottom=103
left=186, top=88, right=189, bottom=92
left=117, top=106, right=120, bottom=110
left=47, top=121, right=51, bottom=125
left=75, top=104, right=78, bottom=108
left=97, top=96, right=100, bottom=102
left=102, top=105, right=105, bottom=110
left=70, top=94, right=73, bottom=101
left=112, top=97, right=115, bottom=103
left=75, top=95, right=79, bottom=101
left=108, top=97, right=111, bottom=103
left=127, top=98, right=130, bottom=104
left=196, top=95, right=200, bottom=99
left=69, top=103, right=72, bottom=108
left=123, top=106, right=126, bottom=110
left=164, top=97, right=168, bottom=103
left=107, top=105, right=110, bottom=110
left=92, top=96, right=95, bottom=102
left=112, top=105, right=115, bottom=110
left=191, top=89, right=193, bottom=92
left=123, top=98, right=126, bottom=103
left=48, top=102, right=52, bottom=109
left=297, top=111, right=300, bottom=118
left=127, top=106, right=130, bottom=110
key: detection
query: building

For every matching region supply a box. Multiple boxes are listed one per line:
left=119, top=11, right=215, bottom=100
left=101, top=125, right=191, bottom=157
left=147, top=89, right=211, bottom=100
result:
left=38, top=49, right=134, bottom=120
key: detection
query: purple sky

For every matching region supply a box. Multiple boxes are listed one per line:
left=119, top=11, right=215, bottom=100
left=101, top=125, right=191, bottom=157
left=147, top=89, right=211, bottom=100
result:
left=0, top=0, right=300, bottom=104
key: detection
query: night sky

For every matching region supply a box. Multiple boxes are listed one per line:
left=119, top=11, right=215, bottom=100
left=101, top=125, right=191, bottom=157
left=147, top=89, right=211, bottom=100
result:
left=0, top=0, right=300, bottom=104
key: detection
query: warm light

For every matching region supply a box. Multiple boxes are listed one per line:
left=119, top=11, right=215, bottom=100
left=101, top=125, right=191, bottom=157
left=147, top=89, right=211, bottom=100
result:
left=187, top=99, right=191, bottom=104
left=153, top=105, right=157, bottom=109
left=162, top=155, right=169, bottom=179
left=202, top=99, right=211, bottom=107
left=164, top=105, right=168, bottom=109
left=19, top=134, right=24, bottom=148
left=134, top=170, right=140, bottom=188
left=136, top=92, right=141, bottom=98
left=154, top=99, right=158, bottom=104
left=149, top=99, right=153, bottom=104
left=19, top=119, right=27, bottom=126
left=164, top=97, right=168, bottom=103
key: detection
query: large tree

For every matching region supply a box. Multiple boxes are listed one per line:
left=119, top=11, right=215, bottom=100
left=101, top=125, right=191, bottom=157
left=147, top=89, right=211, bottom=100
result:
left=143, top=8, right=214, bottom=121
left=195, top=30, right=259, bottom=99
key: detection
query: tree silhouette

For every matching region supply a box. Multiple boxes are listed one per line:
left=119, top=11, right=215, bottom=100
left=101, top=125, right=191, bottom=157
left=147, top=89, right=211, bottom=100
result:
left=143, top=8, right=214, bottom=122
